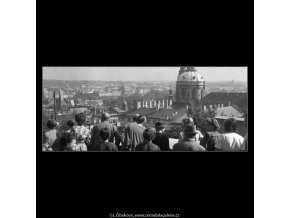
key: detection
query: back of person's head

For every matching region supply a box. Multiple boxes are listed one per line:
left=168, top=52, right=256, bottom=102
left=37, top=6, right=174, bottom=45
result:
left=155, top=121, right=165, bottom=131
left=101, top=112, right=110, bottom=122
left=59, top=132, right=74, bottom=150
left=67, top=119, right=76, bottom=128
left=46, top=119, right=57, bottom=130
left=206, top=118, right=220, bottom=131
left=182, top=117, right=194, bottom=126
left=99, top=127, right=110, bottom=141
left=133, top=114, right=140, bottom=122
left=75, top=113, right=86, bottom=126
left=224, top=118, right=237, bottom=133
left=183, top=125, right=197, bottom=139
left=137, top=115, right=146, bottom=124
left=143, top=128, right=156, bottom=141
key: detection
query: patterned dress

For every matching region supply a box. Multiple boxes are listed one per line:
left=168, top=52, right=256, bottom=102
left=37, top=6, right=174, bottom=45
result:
left=72, top=126, right=90, bottom=151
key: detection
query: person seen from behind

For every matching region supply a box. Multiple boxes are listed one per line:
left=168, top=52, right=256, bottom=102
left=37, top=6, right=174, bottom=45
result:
left=135, top=128, right=160, bottom=151
left=152, top=121, right=170, bottom=151
left=94, top=128, right=118, bottom=151
left=178, top=117, right=203, bottom=143
left=214, top=118, right=245, bottom=151
left=72, top=113, right=90, bottom=151
left=200, top=118, right=221, bottom=151
left=43, top=119, right=58, bottom=151
left=173, top=125, right=206, bottom=152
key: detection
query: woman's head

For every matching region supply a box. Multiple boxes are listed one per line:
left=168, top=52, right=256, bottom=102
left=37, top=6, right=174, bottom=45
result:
left=67, top=119, right=76, bottom=128
left=224, top=118, right=238, bottom=133
left=143, top=128, right=156, bottom=142
left=75, top=113, right=86, bottom=126
left=46, top=119, right=57, bottom=130
left=59, top=132, right=76, bottom=151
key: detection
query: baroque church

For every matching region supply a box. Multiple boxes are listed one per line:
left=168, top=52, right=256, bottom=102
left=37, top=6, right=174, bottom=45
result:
left=174, top=67, right=206, bottom=107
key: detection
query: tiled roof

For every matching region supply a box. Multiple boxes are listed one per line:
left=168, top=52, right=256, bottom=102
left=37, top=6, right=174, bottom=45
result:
left=200, top=92, right=247, bottom=109
left=215, top=106, right=243, bottom=118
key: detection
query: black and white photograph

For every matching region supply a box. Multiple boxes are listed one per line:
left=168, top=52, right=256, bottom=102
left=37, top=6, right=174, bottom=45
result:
left=42, top=66, right=248, bottom=152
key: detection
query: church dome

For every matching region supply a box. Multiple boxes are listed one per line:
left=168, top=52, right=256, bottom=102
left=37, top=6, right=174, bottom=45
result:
left=177, top=70, right=204, bottom=82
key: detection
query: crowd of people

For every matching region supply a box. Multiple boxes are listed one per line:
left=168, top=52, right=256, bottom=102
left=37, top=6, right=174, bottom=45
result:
left=42, top=112, right=248, bottom=152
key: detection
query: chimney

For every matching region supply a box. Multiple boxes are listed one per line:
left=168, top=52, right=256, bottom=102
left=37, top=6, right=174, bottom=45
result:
left=149, top=100, right=153, bottom=108
left=156, top=103, right=160, bottom=111
left=137, top=101, right=141, bottom=109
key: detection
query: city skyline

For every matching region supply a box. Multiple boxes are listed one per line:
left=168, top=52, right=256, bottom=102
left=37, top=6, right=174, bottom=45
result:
left=43, top=67, right=248, bottom=82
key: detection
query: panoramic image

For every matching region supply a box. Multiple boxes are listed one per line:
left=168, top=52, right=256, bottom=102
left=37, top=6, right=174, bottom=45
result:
left=42, top=67, right=248, bottom=152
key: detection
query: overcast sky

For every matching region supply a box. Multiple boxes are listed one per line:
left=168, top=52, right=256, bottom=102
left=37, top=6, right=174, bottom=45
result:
left=43, top=67, right=247, bottom=82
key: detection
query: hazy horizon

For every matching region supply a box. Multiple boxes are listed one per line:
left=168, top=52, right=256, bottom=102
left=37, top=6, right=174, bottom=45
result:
left=43, top=67, right=247, bottom=82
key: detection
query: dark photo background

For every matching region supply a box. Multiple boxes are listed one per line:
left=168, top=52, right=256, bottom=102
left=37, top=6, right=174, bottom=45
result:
left=37, top=1, right=253, bottom=217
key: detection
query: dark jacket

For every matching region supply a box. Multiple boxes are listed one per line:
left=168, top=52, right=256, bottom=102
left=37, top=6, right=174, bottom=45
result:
left=124, top=123, right=145, bottom=151
left=95, top=141, right=118, bottom=151
left=173, top=139, right=205, bottom=151
left=88, top=121, right=118, bottom=151
left=152, top=132, right=170, bottom=151
left=135, top=141, right=160, bottom=151
left=200, top=131, right=221, bottom=151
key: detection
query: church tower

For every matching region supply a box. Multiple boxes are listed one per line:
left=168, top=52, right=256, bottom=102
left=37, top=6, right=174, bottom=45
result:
left=175, top=67, right=206, bottom=106
left=169, top=84, right=173, bottom=102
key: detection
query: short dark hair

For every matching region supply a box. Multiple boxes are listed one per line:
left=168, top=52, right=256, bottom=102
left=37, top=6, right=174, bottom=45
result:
left=67, top=119, right=76, bottom=128
left=99, top=128, right=110, bottom=141
left=133, top=114, right=140, bottom=122
left=75, top=113, right=86, bottom=125
left=224, top=118, right=237, bottom=132
left=59, top=132, right=74, bottom=150
left=101, top=112, right=110, bottom=121
left=46, top=119, right=57, bottom=130
left=143, top=128, right=156, bottom=141
left=137, top=115, right=146, bottom=124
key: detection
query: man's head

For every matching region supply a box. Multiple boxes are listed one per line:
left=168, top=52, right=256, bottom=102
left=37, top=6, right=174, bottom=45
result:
left=143, top=128, right=156, bottom=142
left=99, top=127, right=110, bottom=142
left=224, top=118, right=238, bottom=133
left=101, top=112, right=110, bottom=122
left=75, top=113, right=86, bottom=126
left=59, top=132, right=76, bottom=150
left=183, top=125, right=198, bottom=139
left=155, top=121, right=165, bottom=132
left=67, top=119, right=76, bottom=128
left=133, top=114, right=140, bottom=122
left=182, top=117, right=194, bottom=128
left=137, top=115, right=146, bottom=124
left=46, top=119, right=57, bottom=130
